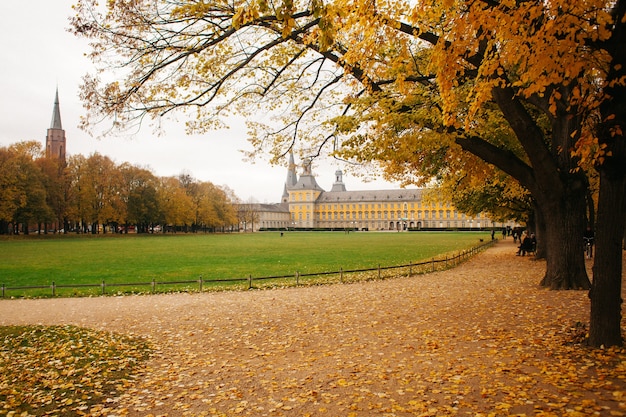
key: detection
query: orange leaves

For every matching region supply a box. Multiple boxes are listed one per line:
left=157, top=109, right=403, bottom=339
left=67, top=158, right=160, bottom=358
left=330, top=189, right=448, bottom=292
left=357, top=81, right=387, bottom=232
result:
left=0, top=325, right=150, bottom=416
left=2, top=245, right=626, bottom=415
left=232, top=6, right=260, bottom=30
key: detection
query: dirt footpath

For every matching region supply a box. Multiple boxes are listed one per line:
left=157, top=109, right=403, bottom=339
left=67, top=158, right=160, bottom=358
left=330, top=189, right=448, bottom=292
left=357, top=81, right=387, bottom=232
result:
left=1, top=240, right=624, bottom=416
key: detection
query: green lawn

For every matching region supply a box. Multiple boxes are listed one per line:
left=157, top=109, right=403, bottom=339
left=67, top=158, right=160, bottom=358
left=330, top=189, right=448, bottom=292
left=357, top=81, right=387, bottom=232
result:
left=0, top=231, right=490, bottom=296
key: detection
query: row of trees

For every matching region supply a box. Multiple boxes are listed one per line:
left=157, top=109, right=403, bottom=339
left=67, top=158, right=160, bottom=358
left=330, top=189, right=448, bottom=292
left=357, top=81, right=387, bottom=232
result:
left=0, top=141, right=238, bottom=234
left=70, top=0, right=625, bottom=346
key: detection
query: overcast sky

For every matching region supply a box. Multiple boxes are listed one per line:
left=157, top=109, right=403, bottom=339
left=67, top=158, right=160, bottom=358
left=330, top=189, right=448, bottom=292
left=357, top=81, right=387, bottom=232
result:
left=0, top=1, right=403, bottom=203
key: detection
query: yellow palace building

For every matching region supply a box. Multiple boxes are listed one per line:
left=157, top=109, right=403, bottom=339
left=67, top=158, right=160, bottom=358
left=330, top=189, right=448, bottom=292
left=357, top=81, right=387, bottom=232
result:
left=246, top=154, right=507, bottom=232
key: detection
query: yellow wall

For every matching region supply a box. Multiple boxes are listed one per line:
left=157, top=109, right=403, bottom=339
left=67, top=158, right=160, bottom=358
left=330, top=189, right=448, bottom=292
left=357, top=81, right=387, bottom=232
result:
left=288, top=190, right=494, bottom=230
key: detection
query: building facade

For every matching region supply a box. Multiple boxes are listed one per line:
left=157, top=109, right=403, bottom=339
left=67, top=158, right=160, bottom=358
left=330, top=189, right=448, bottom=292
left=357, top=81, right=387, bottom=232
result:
left=245, top=155, right=507, bottom=232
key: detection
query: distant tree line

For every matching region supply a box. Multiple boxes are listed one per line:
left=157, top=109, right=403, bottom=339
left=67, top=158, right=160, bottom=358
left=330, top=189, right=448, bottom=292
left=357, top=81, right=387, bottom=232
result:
left=0, top=141, right=239, bottom=235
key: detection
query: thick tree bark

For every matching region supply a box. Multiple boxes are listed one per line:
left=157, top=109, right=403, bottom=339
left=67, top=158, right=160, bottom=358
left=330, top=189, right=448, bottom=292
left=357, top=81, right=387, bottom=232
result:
left=458, top=132, right=590, bottom=288
left=533, top=204, right=547, bottom=259
left=588, top=0, right=626, bottom=345
left=538, top=191, right=590, bottom=289
left=588, top=169, right=625, bottom=346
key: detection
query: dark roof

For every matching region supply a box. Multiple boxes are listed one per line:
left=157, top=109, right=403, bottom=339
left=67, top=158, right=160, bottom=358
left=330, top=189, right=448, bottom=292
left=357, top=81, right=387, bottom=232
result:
left=316, top=189, right=423, bottom=203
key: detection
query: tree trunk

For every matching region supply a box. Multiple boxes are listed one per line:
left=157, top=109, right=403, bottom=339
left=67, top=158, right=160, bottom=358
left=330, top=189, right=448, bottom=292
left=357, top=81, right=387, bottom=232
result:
left=588, top=168, right=625, bottom=347
left=534, top=205, right=547, bottom=259
left=538, top=191, right=590, bottom=289
left=588, top=0, right=626, bottom=346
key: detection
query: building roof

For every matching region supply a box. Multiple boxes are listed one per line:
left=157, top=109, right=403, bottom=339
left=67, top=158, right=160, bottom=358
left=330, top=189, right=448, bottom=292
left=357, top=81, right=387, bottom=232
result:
left=317, top=188, right=423, bottom=203
left=242, top=203, right=290, bottom=213
left=293, top=161, right=324, bottom=191
left=294, top=173, right=324, bottom=191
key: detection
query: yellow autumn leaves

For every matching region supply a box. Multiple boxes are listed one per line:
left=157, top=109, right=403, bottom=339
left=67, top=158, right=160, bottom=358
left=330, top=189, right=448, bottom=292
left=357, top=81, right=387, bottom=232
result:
left=0, top=325, right=150, bottom=416
left=1, top=244, right=625, bottom=416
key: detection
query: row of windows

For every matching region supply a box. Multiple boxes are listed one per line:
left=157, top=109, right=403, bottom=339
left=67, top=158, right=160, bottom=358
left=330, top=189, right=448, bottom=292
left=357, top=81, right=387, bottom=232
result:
left=290, top=209, right=484, bottom=221
left=318, top=211, right=469, bottom=220
left=293, top=212, right=483, bottom=221
left=255, top=218, right=491, bottom=230
left=289, top=192, right=321, bottom=202
left=316, top=220, right=486, bottom=229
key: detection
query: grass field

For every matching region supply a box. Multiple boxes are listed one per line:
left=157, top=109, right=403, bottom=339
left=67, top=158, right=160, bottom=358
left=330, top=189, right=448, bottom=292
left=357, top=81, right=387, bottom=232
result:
left=0, top=231, right=490, bottom=296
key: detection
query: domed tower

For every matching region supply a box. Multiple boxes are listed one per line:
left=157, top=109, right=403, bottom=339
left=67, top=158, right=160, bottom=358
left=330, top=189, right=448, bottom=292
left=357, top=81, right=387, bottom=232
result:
left=45, top=88, right=66, bottom=161
left=330, top=169, right=347, bottom=192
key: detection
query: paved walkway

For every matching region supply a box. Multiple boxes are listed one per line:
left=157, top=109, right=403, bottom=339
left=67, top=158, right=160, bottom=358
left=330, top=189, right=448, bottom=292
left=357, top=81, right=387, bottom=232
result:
left=1, top=239, right=624, bottom=416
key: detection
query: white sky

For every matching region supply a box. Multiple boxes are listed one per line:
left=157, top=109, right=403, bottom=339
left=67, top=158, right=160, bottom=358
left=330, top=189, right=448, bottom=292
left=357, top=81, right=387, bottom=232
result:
left=0, top=1, right=403, bottom=203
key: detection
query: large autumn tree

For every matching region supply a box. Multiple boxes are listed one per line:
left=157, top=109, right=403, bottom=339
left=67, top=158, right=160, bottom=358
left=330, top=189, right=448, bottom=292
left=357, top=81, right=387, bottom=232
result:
left=71, top=0, right=624, bottom=346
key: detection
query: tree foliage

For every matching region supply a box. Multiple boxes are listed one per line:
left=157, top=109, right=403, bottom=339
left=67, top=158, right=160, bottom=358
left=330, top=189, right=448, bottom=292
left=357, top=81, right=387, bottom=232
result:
left=0, top=143, right=238, bottom=234
left=71, top=0, right=625, bottom=345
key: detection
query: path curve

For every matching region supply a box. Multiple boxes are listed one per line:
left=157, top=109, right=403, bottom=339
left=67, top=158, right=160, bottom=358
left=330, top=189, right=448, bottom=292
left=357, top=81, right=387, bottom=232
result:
left=1, top=239, right=624, bottom=416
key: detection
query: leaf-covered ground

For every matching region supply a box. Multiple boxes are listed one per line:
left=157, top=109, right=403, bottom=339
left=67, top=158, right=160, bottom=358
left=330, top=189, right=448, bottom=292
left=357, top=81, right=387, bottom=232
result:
left=0, top=239, right=624, bottom=416
left=0, top=325, right=150, bottom=416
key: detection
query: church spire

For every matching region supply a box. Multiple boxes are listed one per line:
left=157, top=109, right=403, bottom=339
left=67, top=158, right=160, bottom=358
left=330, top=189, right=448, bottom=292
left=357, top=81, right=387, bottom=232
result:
left=50, top=87, right=63, bottom=130
left=46, top=88, right=67, bottom=161
left=281, top=152, right=299, bottom=203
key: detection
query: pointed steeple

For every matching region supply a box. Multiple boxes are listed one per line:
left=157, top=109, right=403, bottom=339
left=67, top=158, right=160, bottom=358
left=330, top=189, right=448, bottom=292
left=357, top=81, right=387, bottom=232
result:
left=46, top=88, right=67, bottom=161
left=50, top=87, right=63, bottom=130
left=286, top=152, right=298, bottom=188
left=282, top=152, right=299, bottom=203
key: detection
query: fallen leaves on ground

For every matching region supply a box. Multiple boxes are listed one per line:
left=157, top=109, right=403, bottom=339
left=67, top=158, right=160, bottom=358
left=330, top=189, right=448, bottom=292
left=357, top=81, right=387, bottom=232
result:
left=0, top=325, right=150, bottom=416
left=0, top=241, right=625, bottom=416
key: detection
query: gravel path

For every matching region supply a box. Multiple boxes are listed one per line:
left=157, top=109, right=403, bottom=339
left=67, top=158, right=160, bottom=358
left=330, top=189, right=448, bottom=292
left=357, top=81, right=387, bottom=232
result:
left=1, top=239, right=624, bottom=416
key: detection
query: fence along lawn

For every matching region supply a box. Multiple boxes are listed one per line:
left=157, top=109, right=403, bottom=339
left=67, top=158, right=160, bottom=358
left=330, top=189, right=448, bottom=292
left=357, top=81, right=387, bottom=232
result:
left=0, top=231, right=491, bottom=297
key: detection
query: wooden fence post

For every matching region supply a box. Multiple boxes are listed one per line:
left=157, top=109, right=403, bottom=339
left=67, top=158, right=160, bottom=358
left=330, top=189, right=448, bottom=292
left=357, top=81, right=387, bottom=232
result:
left=1, top=284, right=4, bottom=298
left=409, top=262, right=412, bottom=277
left=199, top=275, right=203, bottom=292
left=151, top=278, right=156, bottom=293
left=378, top=264, right=381, bottom=280
left=248, top=274, right=252, bottom=289
left=296, top=271, right=300, bottom=286
left=52, top=281, right=56, bottom=297
left=101, top=280, right=106, bottom=295
left=340, top=268, right=343, bottom=283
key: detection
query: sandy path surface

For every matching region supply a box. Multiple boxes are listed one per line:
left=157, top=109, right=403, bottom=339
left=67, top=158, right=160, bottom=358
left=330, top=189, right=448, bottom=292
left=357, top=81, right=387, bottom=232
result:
left=1, top=239, right=624, bottom=416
